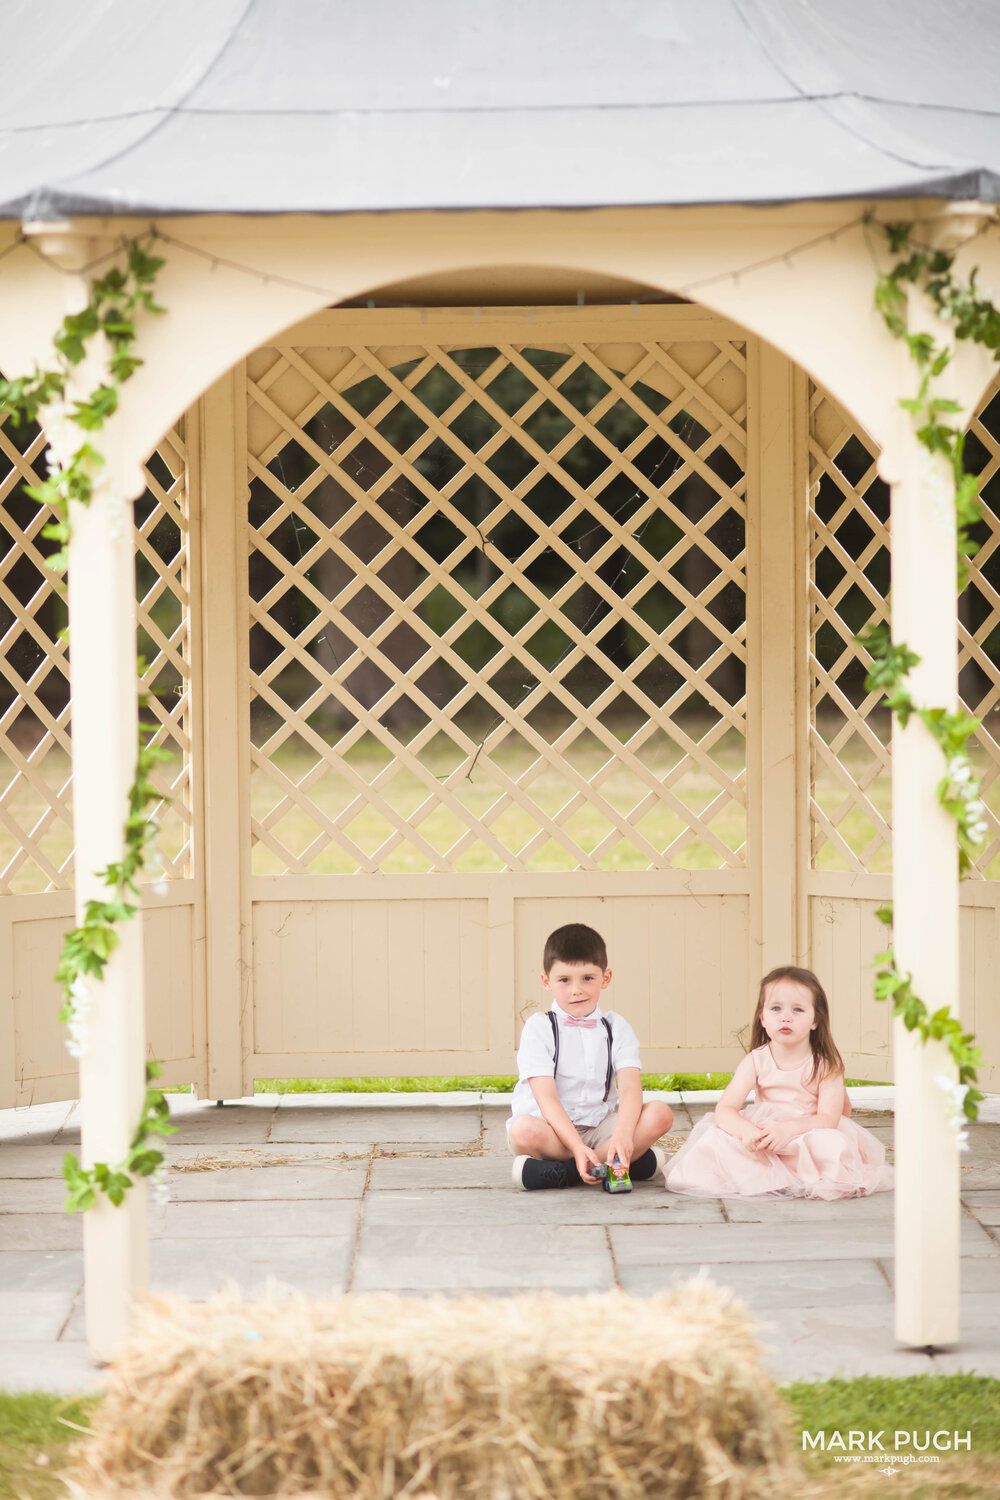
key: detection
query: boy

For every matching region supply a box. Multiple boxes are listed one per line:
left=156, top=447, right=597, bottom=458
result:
left=508, top=923, right=674, bottom=1190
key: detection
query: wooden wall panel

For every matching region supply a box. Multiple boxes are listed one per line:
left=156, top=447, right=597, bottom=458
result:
left=5, top=889, right=201, bottom=1105
left=808, top=889, right=893, bottom=1079
left=251, top=897, right=490, bottom=1065
left=808, top=879, right=1000, bottom=1088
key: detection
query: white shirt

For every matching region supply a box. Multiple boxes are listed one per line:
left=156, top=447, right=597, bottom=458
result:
left=509, top=1001, right=642, bottom=1127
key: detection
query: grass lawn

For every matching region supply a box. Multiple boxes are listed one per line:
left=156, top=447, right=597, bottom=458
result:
left=249, top=1071, right=740, bottom=1094
left=4, top=1377, right=998, bottom=1500
left=788, top=1375, right=1000, bottom=1497
left=0, top=1394, right=93, bottom=1500
left=242, top=1072, right=884, bottom=1094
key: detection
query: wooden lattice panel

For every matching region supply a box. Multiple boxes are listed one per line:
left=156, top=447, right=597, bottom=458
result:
left=0, top=409, right=193, bottom=893
left=809, top=375, right=1000, bottom=877
left=963, top=377, right=1000, bottom=877
left=245, top=330, right=749, bottom=875
left=808, top=385, right=892, bottom=872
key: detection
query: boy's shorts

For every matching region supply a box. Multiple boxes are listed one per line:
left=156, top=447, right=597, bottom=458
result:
left=506, top=1111, right=618, bottom=1155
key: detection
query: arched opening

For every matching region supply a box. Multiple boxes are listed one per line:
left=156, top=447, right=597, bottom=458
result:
left=3, top=285, right=999, bottom=1107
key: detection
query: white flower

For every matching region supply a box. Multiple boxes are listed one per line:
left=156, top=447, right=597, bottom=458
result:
left=151, top=1166, right=170, bottom=1206
left=69, top=976, right=91, bottom=1009
left=935, top=1074, right=970, bottom=1152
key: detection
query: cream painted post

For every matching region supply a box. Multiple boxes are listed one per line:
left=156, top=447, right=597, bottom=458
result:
left=747, top=340, right=809, bottom=977
left=26, top=226, right=154, bottom=1361
left=197, top=369, right=252, bottom=1099
left=891, top=305, right=961, bottom=1347
left=67, top=449, right=150, bottom=1361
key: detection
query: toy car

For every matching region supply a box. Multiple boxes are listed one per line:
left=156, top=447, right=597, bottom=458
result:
left=589, top=1154, right=632, bottom=1193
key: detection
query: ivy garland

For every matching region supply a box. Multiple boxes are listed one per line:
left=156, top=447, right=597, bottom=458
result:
left=863, top=221, right=1000, bottom=1136
left=0, top=238, right=176, bottom=1210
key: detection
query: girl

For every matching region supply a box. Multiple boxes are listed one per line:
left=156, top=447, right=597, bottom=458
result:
left=663, top=966, right=893, bottom=1200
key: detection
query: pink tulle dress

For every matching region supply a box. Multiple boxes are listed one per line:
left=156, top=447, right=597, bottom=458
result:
left=663, top=1044, right=894, bottom=1201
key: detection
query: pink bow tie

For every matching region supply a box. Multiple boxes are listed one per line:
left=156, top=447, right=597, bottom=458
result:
left=562, top=1015, right=598, bottom=1028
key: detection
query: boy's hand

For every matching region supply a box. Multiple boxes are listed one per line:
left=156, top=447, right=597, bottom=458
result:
left=605, top=1131, right=634, bottom=1171
left=575, top=1144, right=604, bottom=1183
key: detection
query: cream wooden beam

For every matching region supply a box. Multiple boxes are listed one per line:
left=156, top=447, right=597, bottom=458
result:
left=195, top=371, right=252, bottom=1099
left=747, top=340, right=809, bottom=974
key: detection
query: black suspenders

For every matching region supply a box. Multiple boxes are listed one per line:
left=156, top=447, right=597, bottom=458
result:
left=547, top=1010, right=615, bottom=1102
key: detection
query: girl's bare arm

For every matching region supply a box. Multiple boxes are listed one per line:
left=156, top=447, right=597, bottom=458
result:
left=714, top=1054, right=763, bottom=1144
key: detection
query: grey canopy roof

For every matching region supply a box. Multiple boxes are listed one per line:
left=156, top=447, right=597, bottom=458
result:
left=2, top=0, right=1000, bottom=219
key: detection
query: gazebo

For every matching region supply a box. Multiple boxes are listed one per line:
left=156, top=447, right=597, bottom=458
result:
left=1, top=0, right=999, bottom=1362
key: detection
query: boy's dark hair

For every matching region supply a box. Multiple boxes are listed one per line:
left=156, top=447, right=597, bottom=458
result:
left=543, top=923, right=608, bottom=974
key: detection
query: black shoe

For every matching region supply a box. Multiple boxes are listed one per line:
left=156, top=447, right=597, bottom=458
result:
left=513, top=1155, right=582, bottom=1191
left=629, top=1146, right=666, bottom=1182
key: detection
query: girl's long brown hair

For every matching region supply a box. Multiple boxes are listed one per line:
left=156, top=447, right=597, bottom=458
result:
left=751, top=966, right=844, bottom=1082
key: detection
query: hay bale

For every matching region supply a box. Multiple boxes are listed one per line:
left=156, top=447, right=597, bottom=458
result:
left=71, top=1283, right=799, bottom=1500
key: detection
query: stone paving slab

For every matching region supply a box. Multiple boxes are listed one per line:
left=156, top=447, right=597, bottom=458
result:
left=753, top=1305, right=943, bottom=1381
left=167, top=1164, right=368, bottom=1201
left=927, top=1333, right=1000, bottom=1375
left=958, top=1164, right=1000, bottom=1189
left=371, top=1141, right=485, bottom=1158
left=0, top=1289, right=78, bottom=1341
left=0, top=1102, right=75, bottom=1142
left=0, top=1178, right=67, bottom=1211
left=370, top=1155, right=515, bottom=1189
left=148, top=1234, right=355, bottom=1299
left=0, top=1248, right=83, bottom=1293
left=0, top=1341, right=105, bottom=1394
left=55, top=1110, right=277, bottom=1149
left=721, top=1192, right=895, bottom=1223
left=269, top=1106, right=480, bottom=1146
left=481, top=1114, right=513, bottom=1156
left=0, top=1144, right=71, bottom=1178
left=615, top=1258, right=893, bottom=1309
left=159, top=1198, right=360, bottom=1239
left=274, top=1093, right=488, bottom=1111
left=698, top=1258, right=895, bottom=1310
left=0, top=1213, right=83, bottom=1252
left=168, top=1142, right=371, bottom=1165
left=962, top=1190, right=1000, bottom=1225
left=352, top=1223, right=613, bottom=1292
left=361, top=1185, right=722, bottom=1228
left=878, top=1255, right=1000, bottom=1291
left=608, top=1215, right=999, bottom=1267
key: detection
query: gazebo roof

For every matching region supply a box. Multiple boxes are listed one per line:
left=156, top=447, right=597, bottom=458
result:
left=2, top=0, right=1000, bottom=220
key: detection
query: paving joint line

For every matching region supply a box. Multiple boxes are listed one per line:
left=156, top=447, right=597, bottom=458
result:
left=56, top=1280, right=84, bottom=1342
left=605, top=1224, right=622, bottom=1290
left=345, top=1147, right=375, bottom=1294
left=263, top=1098, right=281, bottom=1143
left=45, top=1100, right=76, bottom=1146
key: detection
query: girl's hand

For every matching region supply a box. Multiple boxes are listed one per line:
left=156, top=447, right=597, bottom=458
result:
left=575, top=1145, right=604, bottom=1183
left=754, top=1119, right=799, bottom=1153
left=740, top=1122, right=768, bottom=1151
